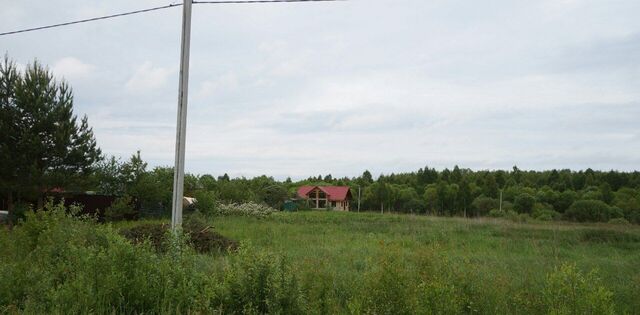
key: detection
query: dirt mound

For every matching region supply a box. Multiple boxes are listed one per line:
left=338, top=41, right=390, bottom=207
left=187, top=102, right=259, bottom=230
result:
left=120, top=221, right=238, bottom=254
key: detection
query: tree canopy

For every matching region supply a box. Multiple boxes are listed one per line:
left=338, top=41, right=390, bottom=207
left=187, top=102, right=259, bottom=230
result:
left=0, top=56, right=101, bottom=211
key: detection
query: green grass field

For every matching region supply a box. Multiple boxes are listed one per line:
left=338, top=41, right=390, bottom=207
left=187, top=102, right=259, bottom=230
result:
left=210, top=211, right=640, bottom=313
left=4, top=208, right=640, bottom=314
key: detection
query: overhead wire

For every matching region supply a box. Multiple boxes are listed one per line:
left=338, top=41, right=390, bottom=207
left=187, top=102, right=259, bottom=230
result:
left=0, top=4, right=182, bottom=37
left=0, top=0, right=344, bottom=37
left=194, top=0, right=344, bottom=4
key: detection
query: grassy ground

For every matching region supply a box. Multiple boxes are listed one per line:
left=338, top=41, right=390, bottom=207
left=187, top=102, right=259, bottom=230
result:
left=208, top=211, right=640, bottom=313
left=4, top=208, right=640, bottom=313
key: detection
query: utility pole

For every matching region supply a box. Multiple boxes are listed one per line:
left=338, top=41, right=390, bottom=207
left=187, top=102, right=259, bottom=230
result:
left=171, top=0, right=193, bottom=230
left=499, top=189, right=503, bottom=212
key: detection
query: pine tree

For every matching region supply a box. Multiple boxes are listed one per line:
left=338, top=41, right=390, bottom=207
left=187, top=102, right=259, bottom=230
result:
left=0, top=56, right=101, bottom=213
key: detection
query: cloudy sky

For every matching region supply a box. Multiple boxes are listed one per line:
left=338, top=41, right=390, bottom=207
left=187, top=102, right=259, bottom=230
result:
left=2, top=0, right=639, bottom=179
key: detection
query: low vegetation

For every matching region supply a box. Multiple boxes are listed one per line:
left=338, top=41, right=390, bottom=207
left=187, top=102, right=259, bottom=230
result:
left=2, top=202, right=639, bottom=314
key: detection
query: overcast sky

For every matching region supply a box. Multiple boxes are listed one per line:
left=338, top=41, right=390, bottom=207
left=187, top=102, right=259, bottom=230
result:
left=2, top=0, right=639, bottom=179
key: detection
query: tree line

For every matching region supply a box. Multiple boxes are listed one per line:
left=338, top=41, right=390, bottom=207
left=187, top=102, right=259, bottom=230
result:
left=2, top=55, right=639, bottom=224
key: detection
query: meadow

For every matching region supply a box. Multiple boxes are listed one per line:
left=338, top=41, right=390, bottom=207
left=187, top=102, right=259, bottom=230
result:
left=212, top=211, right=640, bottom=314
left=2, top=206, right=640, bottom=314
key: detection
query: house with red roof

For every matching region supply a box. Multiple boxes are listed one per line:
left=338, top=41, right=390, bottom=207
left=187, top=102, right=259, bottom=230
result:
left=297, top=186, right=352, bottom=211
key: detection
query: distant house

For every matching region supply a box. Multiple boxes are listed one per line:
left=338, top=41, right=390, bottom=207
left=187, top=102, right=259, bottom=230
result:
left=297, top=186, right=352, bottom=211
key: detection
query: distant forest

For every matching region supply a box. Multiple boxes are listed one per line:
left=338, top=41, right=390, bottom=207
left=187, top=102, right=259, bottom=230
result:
left=86, top=152, right=640, bottom=224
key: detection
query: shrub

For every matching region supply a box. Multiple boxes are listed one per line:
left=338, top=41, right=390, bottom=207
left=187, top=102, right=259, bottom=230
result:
left=360, top=250, right=416, bottom=315
left=625, top=209, right=640, bottom=224
left=218, top=244, right=306, bottom=314
left=471, top=196, right=499, bottom=217
left=193, top=190, right=217, bottom=215
left=514, top=193, right=536, bottom=214
left=543, top=263, right=615, bottom=315
left=214, top=202, right=277, bottom=218
left=0, top=200, right=217, bottom=313
left=415, top=255, right=467, bottom=314
left=504, top=210, right=520, bottom=222
left=533, top=209, right=561, bottom=221
left=104, top=195, right=136, bottom=222
left=565, top=200, right=623, bottom=222
left=488, top=209, right=506, bottom=218
left=608, top=218, right=630, bottom=225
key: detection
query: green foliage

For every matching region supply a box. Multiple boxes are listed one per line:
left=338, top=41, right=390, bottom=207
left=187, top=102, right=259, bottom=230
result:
left=3, top=209, right=638, bottom=313
left=533, top=208, right=561, bottom=221
left=608, top=218, right=630, bottom=225
left=0, top=55, right=101, bottom=212
left=104, top=195, right=136, bottom=222
left=565, top=200, right=623, bottom=222
left=0, top=200, right=216, bottom=313
left=83, top=150, right=640, bottom=223
left=214, top=202, right=277, bottom=218
left=359, top=250, right=416, bottom=315
left=554, top=190, right=577, bottom=213
left=193, top=190, right=217, bottom=215
left=260, top=184, right=289, bottom=210
left=543, top=264, right=615, bottom=315
left=471, top=196, right=499, bottom=217
left=219, top=244, right=306, bottom=314
left=514, top=193, right=536, bottom=214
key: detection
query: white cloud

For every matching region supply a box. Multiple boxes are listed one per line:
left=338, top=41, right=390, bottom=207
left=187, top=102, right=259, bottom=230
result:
left=197, top=72, right=239, bottom=99
left=125, top=62, right=174, bottom=93
left=4, top=0, right=640, bottom=177
left=52, top=57, right=95, bottom=81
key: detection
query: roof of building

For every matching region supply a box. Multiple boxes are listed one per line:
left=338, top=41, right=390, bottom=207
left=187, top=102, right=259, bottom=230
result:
left=297, top=186, right=352, bottom=201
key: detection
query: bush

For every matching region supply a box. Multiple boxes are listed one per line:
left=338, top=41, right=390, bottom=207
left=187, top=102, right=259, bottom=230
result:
left=533, top=209, right=561, bottom=221
left=471, top=196, right=499, bottom=217
left=625, top=209, right=640, bottom=225
left=6, top=202, right=30, bottom=224
left=218, top=244, right=306, bottom=314
left=504, top=210, right=520, bottom=222
left=608, top=218, right=630, bottom=225
left=488, top=209, right=506, bottom=218
left=214, top=202, right=277, bottom=218
left=0, top=200, right=217, bottom=313
left=359, top=250, right=416, bottom=315
left=514, top=193, right=536, bottom=214
left=193, top=190, right=217, bottom=215
left=543, top=263, right=615, bottom=315
left=104, top=196, right=136, bottom=222
left=565, top=200, right=623, bottom=222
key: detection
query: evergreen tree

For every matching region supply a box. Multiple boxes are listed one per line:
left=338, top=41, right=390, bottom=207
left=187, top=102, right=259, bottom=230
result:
left=0, top=56, right=101, bottom=212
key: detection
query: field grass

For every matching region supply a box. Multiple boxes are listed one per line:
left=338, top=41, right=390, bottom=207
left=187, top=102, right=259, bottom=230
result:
left=3, top=208, right=640, bottom=314
left=210, top=211, right=640, bottom=313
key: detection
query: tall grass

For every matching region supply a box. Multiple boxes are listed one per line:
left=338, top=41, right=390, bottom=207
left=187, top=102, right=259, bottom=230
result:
left=1, top=206, right=639, bottom=314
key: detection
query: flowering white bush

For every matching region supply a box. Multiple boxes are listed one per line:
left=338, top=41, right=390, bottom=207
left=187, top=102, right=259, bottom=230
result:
left=214, top=202, right=277, bottom=218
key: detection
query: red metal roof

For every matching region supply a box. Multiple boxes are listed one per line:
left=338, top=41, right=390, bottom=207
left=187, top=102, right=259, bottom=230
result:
left=297, top=186, right=351, bottom=201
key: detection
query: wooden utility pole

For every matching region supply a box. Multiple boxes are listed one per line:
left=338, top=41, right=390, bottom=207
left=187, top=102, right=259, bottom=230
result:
left=171, top=0, right=193, bottom=230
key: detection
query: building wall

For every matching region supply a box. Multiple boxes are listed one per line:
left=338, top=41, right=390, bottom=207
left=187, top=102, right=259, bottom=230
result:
left=305, top=188, right=350, bottom=211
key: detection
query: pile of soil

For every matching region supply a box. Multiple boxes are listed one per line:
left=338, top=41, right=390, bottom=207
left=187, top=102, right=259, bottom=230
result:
left=120, top=221, right=238, bottom=254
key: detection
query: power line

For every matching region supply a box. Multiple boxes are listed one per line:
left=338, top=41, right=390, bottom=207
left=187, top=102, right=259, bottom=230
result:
left=0, top=4, right=182, bottom=37
left=194, top=0, right=343, bottom=3
left=0, top=0, right=344, bottom=37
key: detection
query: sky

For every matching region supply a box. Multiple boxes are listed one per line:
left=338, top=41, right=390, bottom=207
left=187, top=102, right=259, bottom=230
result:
left=1, top=0, right=639, bottom=179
